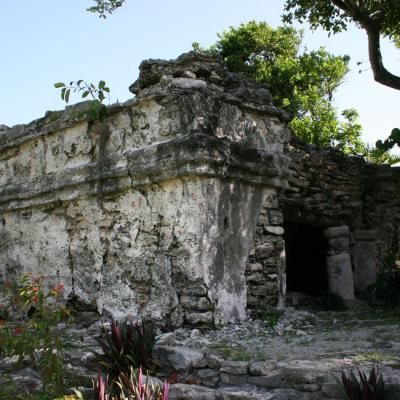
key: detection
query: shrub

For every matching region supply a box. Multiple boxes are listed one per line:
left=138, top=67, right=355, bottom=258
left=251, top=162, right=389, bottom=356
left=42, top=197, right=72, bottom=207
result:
left=255, top=306, right=283, bottom=328
left=337, top=365, right=386, bottom=400
left=321, top=291, right=349, bottom=311
left=375, top=256, right=400, bottom=307
left=0, top=273, right=71, bottom=394
left=95, top=319, right=157, bottom=381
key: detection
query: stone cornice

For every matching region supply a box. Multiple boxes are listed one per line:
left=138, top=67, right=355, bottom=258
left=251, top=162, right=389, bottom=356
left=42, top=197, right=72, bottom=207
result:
left=0, top=133, right=289, bottom=213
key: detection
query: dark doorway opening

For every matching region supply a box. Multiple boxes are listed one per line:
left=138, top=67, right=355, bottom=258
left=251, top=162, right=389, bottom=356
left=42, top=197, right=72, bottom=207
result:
left=284, top=221, right=329, bottom=296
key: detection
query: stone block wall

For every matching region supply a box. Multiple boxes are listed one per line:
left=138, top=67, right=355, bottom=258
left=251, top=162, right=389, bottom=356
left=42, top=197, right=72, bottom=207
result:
left=282, top=139, right=400, bottom=258
left=245, top=137, right=400, bottom=307
left=245, top=190, right=286, bottom=311
left=280, top=139, right=400, bottom=302
left=0, top=53, right=290, bottom=327
left=282, top=141, right=365, bottom=228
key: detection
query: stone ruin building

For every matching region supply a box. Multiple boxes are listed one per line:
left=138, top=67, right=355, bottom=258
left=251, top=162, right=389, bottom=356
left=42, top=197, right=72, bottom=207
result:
left=1, top=53, right=399, bottom=328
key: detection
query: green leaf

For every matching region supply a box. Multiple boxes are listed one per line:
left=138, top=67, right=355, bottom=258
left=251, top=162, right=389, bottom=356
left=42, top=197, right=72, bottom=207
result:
left=54, top=82, right=65, bottom=88
left=61, top=87, right=66, bottom=100
left=65, top=89, right=71, bottom=103
left=82, top=91, right=90, bottom=98
left=99, top=80, right=106, bottom=89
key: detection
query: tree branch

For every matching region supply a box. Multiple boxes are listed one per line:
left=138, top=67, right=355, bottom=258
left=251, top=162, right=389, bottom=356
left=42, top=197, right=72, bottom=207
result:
left=365, top=24, right=400, bottom=90
left=331, top=0, right=400, bottom=90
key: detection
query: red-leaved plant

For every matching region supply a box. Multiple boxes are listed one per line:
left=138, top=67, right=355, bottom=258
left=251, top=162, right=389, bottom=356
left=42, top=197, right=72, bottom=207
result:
left=88, top=367, right=169, bottom=400
left=338, top=365, right=386, bottom=400
left=95, top=319, right=157, bottom=382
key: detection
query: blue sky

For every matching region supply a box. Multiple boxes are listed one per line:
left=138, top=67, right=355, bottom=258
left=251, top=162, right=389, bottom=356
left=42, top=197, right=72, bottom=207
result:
left=1, top=0, right=399, bottom=147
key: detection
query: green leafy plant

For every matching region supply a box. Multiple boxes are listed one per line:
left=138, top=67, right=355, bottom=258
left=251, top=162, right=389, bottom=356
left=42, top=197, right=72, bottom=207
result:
left=321, top=291, right=349, bottom=311
left=95, top=319, right=158, bottom=381
left=87, top=0, right=126, bottom=19
left=360, top=128, right=400, bottom=165
left=0, top=273, right=71, bottom=395
left=54, top=80, right=110, bottom=121
left=54, top=80, right=110, bottom=104
left=337, top=365, right=386, bottom=400
left=375, top=128, right=400, bottom=153
left=362, top=144, right=400, bottom=166
left=375, top=256, right=400, bottom=307
left=255, top=306, right=283, bottom=328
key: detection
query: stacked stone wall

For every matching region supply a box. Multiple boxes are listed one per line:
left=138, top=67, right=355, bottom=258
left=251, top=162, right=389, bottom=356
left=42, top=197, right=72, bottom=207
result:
left=281, top=140, right=400, bottom=300
left=245, top=190, right=286, bottom=311
left=282, top=141, right=365, bottom=228
left=282, top=139, right=400, bottom=260
left=246, top=138, right=400, bottom=306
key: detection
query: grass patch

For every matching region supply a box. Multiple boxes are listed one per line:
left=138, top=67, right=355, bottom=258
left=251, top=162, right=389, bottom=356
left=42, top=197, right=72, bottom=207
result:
left=255, top=306, right=284, bottom=328
left=207, top=343, right=253, bottom=361
left=0, top=387, right=71, bottom=400
left=352, top=351, right=398, bottom=363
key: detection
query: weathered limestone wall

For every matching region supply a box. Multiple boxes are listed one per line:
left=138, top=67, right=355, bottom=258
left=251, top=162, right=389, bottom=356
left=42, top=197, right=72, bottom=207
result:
left=0, top=53, right=290, bottom=327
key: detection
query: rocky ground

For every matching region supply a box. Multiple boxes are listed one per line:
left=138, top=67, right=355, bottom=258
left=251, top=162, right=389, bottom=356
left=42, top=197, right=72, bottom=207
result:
left=1, top=303, right=400, bottom=399
left=165, top=305, right=400, bottom=363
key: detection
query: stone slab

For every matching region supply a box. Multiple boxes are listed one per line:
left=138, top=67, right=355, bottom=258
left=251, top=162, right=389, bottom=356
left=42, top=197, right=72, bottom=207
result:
left=324, top=226, right=350, bottom=239
left=326, top=253, right=355, bottom=300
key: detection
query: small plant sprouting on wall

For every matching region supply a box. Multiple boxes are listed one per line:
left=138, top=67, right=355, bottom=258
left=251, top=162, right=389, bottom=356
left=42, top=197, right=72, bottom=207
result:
left=54, top=80, right=110, bottom=104
left=54, top=80, right=111, bottom=121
